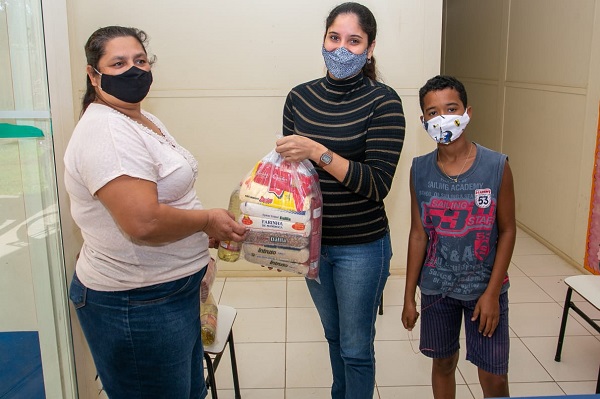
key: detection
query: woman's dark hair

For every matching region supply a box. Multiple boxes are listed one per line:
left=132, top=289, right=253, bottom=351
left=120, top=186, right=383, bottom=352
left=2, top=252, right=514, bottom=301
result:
left=81, top=26, right=155, bottom=115
left=325, top=2, right=378, bottom=81
left=418, top=75, right=468, bottom=111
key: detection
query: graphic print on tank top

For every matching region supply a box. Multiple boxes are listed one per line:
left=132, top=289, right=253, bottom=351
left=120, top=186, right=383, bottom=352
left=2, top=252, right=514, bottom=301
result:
left=421, top=185, right=496, bottom=297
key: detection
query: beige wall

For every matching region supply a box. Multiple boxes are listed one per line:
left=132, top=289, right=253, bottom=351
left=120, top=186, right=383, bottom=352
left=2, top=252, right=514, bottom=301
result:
left=442, top=0, right=600, bottom=269
left=57, top=1, right=443, bottom=396
left=65, top=0, right=442, bottom=275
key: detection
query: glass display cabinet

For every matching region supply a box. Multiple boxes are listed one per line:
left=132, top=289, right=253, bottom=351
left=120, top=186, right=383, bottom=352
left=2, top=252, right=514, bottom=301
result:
left=0, top=1, right=76, bottom=397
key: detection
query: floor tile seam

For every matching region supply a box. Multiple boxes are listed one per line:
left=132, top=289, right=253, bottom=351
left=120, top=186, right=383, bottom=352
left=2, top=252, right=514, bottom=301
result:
left=514, top=333, right=592, bottom=341
left=521, top=272, right=583, bottom=278
left=514, top=335, right=563, bottom=384
left=509, top=299, right=559, bottom=304
left=285, top=384, right=332, bottom=390
left=373, top=381, right=382, bottom=399
left=554, top=307, right=600, bottom=335
left=284, top=340, right=327, bottom=344
left=511, top=274, right=556, bottom=302
left=511, top=253, right=563, bottom=260
left=455, top=362, right=470, bottom=386
left=215, top=276, right=226, bottom=303
left=512, top=252, right=557, bottom=258
left=375, top=382, right=469, bottom=387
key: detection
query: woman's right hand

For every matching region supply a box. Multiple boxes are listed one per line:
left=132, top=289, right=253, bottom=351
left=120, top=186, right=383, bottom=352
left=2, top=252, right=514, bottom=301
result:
left=203, top=208, right=247, bottom=243
left=275, top=135, right=324, bottom=163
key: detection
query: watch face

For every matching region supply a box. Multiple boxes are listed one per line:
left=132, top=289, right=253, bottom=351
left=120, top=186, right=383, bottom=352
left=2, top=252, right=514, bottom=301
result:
left=321, top=152, right=333, bottom=165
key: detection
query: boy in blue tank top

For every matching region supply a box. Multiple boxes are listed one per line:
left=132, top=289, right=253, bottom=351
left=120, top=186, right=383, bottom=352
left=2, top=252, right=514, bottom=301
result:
left=402, top=75, right=516, bottom=398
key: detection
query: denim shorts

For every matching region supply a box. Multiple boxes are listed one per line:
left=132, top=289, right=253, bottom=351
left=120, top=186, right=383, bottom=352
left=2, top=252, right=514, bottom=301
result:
left=70, top=269, right=207, bottom=399
left=419, top=292, right=509, bottom=375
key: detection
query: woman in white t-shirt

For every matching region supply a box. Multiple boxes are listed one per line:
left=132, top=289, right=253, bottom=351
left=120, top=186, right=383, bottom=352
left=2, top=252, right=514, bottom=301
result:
left=64, top=26, right=246, bottom=399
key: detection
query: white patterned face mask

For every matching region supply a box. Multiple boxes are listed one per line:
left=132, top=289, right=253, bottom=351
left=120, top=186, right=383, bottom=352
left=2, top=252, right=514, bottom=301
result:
left=422, top=111, right=470, bottom=145
left=322, top=46, right=368, bottom=80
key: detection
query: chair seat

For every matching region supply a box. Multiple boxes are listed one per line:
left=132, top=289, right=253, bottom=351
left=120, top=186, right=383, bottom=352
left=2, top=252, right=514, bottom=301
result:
left=204, top=305, right=237, bottom=354
left=564, top=275, right=600, bottom=310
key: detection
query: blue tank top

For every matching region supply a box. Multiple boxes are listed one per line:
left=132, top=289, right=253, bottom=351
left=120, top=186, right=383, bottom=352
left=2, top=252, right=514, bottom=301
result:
left=412, top=143, right=510, bottom=300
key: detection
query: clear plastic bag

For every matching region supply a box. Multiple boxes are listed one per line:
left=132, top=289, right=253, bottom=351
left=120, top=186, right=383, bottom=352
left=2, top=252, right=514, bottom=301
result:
left=200, top=291, right=218, bottom=345
left=200, top=257, right=217, bottom=303
left=238, top=149, right=322, bottom=280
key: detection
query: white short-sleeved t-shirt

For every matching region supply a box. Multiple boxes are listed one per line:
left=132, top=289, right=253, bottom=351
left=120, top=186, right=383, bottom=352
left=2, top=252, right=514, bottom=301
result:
left=64, top=103, right=210, bottom=291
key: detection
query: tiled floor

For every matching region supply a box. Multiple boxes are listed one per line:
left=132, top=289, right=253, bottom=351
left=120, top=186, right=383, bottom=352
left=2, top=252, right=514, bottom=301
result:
left=207, top=228, right=600, bottom=398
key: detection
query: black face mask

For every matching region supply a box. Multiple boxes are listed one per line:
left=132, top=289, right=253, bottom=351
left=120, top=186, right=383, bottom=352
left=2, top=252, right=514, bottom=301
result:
left=95, top=66, right=153, bottom=103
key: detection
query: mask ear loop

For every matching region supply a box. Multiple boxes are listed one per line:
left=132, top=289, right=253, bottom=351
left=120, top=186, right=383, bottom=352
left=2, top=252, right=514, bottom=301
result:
left=92, top=67, right=103, bottom=91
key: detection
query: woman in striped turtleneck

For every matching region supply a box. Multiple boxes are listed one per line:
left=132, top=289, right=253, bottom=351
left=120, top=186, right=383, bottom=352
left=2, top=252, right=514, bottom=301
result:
left=275, top=3, right=406, bottom=398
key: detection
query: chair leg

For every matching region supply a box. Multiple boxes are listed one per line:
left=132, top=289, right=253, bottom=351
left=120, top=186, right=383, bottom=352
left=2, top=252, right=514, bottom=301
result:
left=555, top=287, right=573, bottom=362
left=204, top=352, right=218, bottom=399
left=228, top=331, right=242, bottom=399
left=378, top=293, right=384, bottom=315
left=596, top=365, right=600, bottom=394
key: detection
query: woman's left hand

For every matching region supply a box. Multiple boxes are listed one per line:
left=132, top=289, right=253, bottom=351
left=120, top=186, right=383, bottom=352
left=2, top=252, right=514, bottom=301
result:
left=275, top=135, right=323, bottom=163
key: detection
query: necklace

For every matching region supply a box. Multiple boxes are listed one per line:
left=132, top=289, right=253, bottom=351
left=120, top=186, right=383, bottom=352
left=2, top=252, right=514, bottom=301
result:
left=106, top=105, right=199, bottom=177
left=438, top=142, right=474, bottom=183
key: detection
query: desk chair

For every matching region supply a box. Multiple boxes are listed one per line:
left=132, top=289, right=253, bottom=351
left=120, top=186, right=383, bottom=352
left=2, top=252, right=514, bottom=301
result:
left=554, top=275, right=600, bottom=394
left=203, top=305, right=241, bottom=399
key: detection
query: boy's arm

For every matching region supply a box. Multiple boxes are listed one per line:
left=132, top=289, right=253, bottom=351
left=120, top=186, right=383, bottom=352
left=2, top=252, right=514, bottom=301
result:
left=472, top=161, right=516, bottom=337
left=402, top=170, right=428, bottom=331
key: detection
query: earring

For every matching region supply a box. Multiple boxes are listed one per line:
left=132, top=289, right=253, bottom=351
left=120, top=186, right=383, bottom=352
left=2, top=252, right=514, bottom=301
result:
left=367, top=58, right=372, bottom=64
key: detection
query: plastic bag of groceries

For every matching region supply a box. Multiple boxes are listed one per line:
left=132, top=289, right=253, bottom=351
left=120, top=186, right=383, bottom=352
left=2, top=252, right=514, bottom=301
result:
left=200, top=257, right=217, bottom=303
left=238, top=149, right=322, bottom=280
left=200, top=291, right=218, bottom=345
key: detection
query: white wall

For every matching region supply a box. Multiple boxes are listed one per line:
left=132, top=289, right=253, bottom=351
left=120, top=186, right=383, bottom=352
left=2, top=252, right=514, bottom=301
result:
left=60, top=1, right=443, bottom=396
left=442, top=0, right=600, bottom=269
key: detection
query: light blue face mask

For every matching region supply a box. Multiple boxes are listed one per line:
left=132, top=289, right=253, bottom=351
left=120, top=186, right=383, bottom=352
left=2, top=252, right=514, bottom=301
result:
left=322, top=46, right=368, bottom=80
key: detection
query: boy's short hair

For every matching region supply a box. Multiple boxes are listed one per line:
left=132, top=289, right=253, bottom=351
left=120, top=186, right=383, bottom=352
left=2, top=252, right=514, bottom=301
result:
left=419, top=75, right=468, bottom=111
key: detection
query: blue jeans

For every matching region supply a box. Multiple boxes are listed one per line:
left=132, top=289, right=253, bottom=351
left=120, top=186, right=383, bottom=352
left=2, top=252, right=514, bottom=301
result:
left=306, top=232, right=391, bottom=399
left=69, top=269, right=207, bottom=399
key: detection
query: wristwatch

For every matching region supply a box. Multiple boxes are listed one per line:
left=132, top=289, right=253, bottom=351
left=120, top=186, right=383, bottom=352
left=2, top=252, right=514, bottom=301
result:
left=318, top=149, right=333, bottom=167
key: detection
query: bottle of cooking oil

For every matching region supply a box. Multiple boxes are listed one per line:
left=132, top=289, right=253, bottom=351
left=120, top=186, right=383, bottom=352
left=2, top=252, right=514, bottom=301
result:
left=200, top=292, right=218, bottom=345
left=217, top=186, right=242, bottom=262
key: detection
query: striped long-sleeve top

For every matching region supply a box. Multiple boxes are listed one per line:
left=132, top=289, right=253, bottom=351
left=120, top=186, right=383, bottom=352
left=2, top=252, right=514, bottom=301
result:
left=283, top=72, right=406, bottom=246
